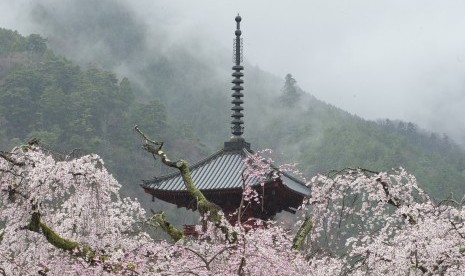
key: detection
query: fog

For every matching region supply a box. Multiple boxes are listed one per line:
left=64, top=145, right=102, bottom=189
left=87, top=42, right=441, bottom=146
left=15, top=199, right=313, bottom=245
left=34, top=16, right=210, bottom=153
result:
left=1, top=0, right=465, bottom=145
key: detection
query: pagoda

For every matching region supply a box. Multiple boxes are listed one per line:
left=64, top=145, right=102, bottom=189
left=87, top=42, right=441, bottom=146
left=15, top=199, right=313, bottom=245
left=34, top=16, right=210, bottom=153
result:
left=142, top=15, right=310, bottom=226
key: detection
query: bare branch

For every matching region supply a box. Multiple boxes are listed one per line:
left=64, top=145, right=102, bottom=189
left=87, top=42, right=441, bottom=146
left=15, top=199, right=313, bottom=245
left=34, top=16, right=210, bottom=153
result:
left=134, top=125, right=163, bottom=146
left=184, top=247, right=210, bottom=270
left=237, top=257, right=246, bottom=276
left=184, top=245, right=236, bottom=271
left=207, top=246, right=236, bottom=267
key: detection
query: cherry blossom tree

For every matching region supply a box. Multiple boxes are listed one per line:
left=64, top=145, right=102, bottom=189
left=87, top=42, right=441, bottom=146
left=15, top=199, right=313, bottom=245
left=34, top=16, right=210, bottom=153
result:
left=0, top=137, right=464, bottom=275
left=303, top=168, right=465, bottom=275
left=0, top=142, right=152, bottom=274
left=0, top=140, right=312, bottom=275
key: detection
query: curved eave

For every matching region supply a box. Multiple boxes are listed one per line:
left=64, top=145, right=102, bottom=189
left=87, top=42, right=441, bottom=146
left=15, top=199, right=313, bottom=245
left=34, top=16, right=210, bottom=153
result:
left=143, top=186, right=244, bottom=211
left=280, top=173, right=311, bottom=197
left=143, top=178, right=310, bottom=199
left=142, top=147, right=311, bottom=197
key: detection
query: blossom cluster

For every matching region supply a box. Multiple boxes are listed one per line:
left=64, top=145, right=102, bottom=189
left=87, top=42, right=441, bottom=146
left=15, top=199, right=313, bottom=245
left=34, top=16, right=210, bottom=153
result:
left=0, top=147, right=464, bottom=275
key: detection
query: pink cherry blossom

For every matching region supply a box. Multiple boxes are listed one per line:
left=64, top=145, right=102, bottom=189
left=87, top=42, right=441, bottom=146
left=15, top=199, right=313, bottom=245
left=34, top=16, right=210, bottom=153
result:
left=0, top=146, right=463, bottom=275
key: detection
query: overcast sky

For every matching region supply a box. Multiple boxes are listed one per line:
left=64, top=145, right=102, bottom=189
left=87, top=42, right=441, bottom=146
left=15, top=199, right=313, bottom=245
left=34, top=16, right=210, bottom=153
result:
left=1, top=0, right=465, bottom=144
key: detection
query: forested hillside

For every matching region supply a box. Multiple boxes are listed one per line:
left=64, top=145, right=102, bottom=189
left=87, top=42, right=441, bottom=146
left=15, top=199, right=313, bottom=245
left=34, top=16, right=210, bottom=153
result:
left=248, top=89, right=465, bottom=197
left=0, top=28, right=206, bottom=201
left=0, top=25, right=464, bottom=203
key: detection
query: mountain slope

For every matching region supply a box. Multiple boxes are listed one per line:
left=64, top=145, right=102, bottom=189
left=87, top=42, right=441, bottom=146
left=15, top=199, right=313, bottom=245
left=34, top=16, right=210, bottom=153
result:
left=0, top=28, right=206, bottom=202
left=0, top=22, right=463, bottom=201
left=248, top=93, right=465, bottom=197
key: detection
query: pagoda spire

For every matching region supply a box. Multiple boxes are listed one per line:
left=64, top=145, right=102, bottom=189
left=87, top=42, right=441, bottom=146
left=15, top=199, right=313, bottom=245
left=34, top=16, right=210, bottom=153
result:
left=230, top=14, right=245, bottom=139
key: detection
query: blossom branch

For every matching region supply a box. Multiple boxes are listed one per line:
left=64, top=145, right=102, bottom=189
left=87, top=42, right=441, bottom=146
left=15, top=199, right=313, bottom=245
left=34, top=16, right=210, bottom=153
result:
left=0, top=151, right=25, bottom=167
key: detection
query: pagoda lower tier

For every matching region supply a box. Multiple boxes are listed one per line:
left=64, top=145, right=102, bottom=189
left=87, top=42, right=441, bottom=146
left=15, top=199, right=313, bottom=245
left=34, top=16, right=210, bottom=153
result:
left=142, top=141, right=310, bottom=224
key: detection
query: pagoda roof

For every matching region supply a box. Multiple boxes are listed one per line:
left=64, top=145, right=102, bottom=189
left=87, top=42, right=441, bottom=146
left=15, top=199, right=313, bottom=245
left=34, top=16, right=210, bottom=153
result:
left=141, top=144, right=310, bottom=197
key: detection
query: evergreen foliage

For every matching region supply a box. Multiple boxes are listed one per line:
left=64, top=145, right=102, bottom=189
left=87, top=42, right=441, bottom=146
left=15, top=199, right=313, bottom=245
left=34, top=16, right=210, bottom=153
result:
left=0, top=27, right=463, bottom=202
left=279, top=73, right=301, bottom=107
left=0, top=28, right=202, bottom=200
left=253, top=93, right=465, bottom=198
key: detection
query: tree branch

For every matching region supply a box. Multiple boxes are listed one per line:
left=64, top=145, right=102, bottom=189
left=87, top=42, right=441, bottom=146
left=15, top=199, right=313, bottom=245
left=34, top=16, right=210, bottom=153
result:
left=237, top=257, right=246, bottom=276
left=184, top=245, right=236, bottom=271
left=0, top=151, right=25, bottom=166
left=135, top=126, right=237, bottom=243
left=147, top=211, right=184, bottom=242
left=292, top=216, right=313, bottom=250
left=23, top=210, right=114, bottom=268
left=375, top=177, right=416, bottom=224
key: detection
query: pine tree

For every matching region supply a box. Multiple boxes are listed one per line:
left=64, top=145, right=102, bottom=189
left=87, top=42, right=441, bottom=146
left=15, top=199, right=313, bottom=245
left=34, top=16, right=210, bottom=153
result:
left=279, top=73, right=301, bottom=107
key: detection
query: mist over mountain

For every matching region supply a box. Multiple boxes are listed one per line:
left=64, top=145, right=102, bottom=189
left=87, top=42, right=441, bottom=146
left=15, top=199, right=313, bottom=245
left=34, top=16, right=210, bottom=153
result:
left=3, top=0, right=464, bottom=147
left=0, top=0, right=464, bottom=203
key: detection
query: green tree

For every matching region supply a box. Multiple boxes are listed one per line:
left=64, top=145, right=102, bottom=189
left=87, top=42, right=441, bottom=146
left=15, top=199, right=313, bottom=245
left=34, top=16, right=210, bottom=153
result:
left=279, top=73, right=300, bottom=107
left=26, top=34, right=47, bottom=59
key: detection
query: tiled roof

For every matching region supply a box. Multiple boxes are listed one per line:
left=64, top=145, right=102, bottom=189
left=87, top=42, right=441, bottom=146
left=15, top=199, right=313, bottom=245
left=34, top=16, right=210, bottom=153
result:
left=142, top=147, right=311, bottom=197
